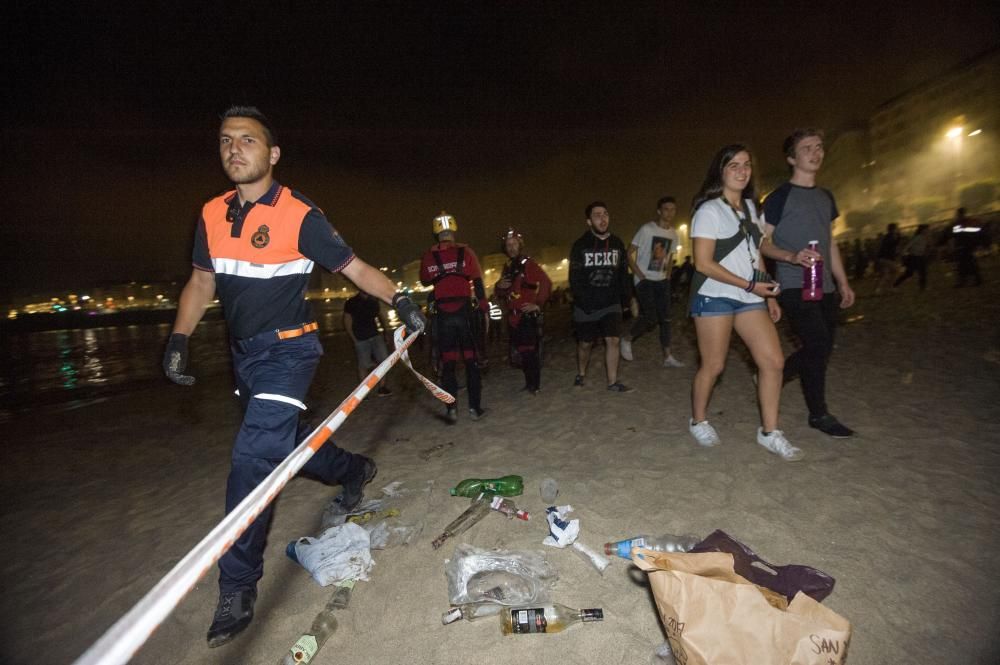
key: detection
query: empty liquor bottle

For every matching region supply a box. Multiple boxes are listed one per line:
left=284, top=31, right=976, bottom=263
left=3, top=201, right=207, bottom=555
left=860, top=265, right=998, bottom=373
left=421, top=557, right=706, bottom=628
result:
left=279, top=601, right=338, bottom=664
left=603, top=534, right=700, bottom=559
left=449, top=475, right=524, bottom=498
left=500, top=603, right=604, bottom=635
left=802, top=240, right=823, bottom=301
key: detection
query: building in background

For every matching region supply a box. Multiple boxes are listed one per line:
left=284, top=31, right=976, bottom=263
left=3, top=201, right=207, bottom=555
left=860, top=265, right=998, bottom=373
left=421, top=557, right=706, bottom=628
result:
left=869, top=48, right=999, bottom=220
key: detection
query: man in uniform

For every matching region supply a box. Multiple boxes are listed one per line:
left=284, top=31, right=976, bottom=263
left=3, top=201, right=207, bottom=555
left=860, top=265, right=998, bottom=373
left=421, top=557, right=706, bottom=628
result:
left=161, top=106, right=426, bottom=647
left=761, top=128, right=855, bottom=438
left=419, top=211, right=489, bottom=422
left=493, top=228, right=552, bottom=394
left=569, top=201, right=633, bottom=392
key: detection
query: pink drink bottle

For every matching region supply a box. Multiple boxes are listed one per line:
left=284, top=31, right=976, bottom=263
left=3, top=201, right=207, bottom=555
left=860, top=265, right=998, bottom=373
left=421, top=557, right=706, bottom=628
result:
left=802, top=240, right=823, bottom=301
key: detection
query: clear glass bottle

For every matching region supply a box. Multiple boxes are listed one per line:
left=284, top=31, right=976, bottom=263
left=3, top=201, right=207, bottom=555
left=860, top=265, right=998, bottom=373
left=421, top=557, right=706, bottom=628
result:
left=500, top=603, right=604, bottom=635
left=441, top=602, right=504, bottom=624
left=279, top=598, right=340, bottom=664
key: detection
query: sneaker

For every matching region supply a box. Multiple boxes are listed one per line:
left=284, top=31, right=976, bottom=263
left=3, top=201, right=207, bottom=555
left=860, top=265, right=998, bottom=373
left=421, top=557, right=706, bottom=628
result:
left=607, top=382, right=634, bottom=393
left=376, top=385, right=392, bottom=397
left=469, top=407, right=486, bottom=421
left=337, top=456, right=377, bottom=512
left=573, top=374, right=585, bottom=387
left=620, top=338, right=634, bottom=361
left=445, top=405, right=458, bottom=423
left=662, top=355, right=685, bottom=368
left=207, top=589, right=256, bottom=648
left=808, top=414, right=854, bottom=438
left=689, top=419, right=721, bottom=447
left=756, top=428, right=805, bottom=461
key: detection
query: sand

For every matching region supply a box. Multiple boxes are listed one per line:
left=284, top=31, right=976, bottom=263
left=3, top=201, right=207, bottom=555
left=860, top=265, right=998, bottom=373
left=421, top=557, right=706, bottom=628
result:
left=2, top=257, right=999, bottom=665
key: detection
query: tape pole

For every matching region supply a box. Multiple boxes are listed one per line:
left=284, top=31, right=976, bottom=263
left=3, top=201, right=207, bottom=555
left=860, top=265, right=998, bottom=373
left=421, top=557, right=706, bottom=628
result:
left=74, top=325, right=451, bottom=665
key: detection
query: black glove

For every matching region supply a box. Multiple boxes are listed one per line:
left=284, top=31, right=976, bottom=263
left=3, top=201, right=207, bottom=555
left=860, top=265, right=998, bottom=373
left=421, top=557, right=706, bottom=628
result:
left=392, top=292, right=428, bottom=334
left=163, top=333, right=196, bottom=385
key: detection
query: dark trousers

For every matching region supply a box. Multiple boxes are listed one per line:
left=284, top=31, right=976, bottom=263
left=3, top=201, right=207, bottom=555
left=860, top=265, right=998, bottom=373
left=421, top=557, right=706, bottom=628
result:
left=511, top=314, right=542, bottom=391
left=777, top=291, right=840, bottom=419
left=219, top=332, right=357, bottom=593
left=893, top=256, right=927, bottom=290
left=955, top=250, right=982, bottom=286
left=436, top=308, right=482, bottom=410
left=630, top=279, right=672, bottom=349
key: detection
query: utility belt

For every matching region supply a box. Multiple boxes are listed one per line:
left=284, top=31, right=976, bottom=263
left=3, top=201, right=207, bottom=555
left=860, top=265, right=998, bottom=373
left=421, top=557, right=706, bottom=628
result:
left=432, top=296, right=477, bottom=315
left=232, top=321, right=318, bottom=354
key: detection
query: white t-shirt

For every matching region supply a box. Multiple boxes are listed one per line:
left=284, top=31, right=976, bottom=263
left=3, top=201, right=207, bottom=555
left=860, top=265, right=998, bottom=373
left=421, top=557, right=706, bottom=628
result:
left=690, top=198, right=764, bottom=303
left=630, top=221, right=679, bottom=285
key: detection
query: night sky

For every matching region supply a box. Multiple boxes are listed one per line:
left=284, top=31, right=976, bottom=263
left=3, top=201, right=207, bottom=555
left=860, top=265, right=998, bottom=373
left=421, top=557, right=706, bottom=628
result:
left=3, top=3, right=998, bottom=299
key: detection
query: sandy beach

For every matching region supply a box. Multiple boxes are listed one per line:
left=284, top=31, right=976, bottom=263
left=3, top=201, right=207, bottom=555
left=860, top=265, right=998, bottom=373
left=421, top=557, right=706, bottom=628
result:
left=3, top=256, right=999, bottom=665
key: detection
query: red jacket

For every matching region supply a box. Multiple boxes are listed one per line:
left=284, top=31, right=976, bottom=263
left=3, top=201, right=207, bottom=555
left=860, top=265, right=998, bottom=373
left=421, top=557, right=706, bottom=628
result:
left=493, top=255, right=552, bottom=326
left=419, top=241, right=488, bottom=313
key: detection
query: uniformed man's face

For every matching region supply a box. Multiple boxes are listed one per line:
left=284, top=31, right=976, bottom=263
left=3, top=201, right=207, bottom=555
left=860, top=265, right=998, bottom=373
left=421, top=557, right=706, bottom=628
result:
left=504, top=236, right=522, bottom=257
left=587, top=207, right=610, bottom=234
left=219, top=117, right=280, bottom=185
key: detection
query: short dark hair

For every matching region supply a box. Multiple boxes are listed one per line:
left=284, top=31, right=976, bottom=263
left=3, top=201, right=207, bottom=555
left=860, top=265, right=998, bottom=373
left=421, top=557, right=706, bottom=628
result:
left=657, top=196, right=676, bottom=209
left=585, top=201, right=608, bottom=219
left=782, top=128, right=824, bottom=159
left=221, top=105, right=278, bottom=147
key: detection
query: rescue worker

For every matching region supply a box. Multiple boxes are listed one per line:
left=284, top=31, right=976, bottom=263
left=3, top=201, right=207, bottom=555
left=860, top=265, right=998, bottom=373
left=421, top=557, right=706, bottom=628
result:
left=493, top=227, right=552, bottom=393
left=161, top=106, right=427, bottom=648
left=419, top=211, right=489, bottom=422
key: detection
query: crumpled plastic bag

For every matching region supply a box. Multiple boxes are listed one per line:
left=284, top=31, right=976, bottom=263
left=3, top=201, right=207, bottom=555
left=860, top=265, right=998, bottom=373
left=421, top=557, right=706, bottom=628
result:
left=445, top=544, right=557, bottom=605
left=288, top=522, right=374, bottom=586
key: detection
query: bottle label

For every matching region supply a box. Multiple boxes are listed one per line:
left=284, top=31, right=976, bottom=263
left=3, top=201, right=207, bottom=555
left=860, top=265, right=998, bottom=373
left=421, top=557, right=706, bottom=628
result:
left=631, top=537, right=647, bottom=548
left=291, top=634, right=319, bottom=663
left=511, top=608, right=548, bottom=633
left=581, top=608, right=604, bottom=622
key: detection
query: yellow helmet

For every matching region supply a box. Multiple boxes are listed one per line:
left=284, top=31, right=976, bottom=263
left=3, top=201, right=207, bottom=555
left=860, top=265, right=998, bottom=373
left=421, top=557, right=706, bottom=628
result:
left=432, top=211, right=458, bottom=235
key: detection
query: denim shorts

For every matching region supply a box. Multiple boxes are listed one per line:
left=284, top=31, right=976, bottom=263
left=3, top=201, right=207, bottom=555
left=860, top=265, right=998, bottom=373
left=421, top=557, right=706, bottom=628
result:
left=689, top=294, right=767, bottom=317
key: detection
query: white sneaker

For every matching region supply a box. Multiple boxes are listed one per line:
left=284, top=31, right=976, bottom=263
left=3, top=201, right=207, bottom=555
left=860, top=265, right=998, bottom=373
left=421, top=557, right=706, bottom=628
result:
left=756, top=428, right=804, bottom=461
left=620, top=338, right=634, bottom=361
left=663, top=355, right=685, bottom=368
left=689, top=419, right=720, bottom=447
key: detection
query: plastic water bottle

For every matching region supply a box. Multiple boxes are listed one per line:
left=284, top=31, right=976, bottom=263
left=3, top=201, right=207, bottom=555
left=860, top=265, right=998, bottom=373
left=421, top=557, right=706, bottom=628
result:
left=802, top=240, right=823, bottom=301
left=603, top=534, right=700, bottom=559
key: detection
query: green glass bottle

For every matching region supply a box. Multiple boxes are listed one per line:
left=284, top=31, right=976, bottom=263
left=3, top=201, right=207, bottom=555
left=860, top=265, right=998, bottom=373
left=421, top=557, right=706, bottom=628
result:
left=449, top=474, right=524, bottom=497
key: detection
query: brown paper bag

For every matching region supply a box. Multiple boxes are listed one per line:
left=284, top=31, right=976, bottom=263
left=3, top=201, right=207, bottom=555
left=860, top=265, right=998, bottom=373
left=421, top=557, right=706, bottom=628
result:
left=633, top=549, right=851, bottom=665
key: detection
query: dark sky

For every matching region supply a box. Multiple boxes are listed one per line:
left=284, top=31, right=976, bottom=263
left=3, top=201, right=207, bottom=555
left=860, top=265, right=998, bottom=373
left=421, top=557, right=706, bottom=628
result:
left=3, top=2, right=998, bottom=299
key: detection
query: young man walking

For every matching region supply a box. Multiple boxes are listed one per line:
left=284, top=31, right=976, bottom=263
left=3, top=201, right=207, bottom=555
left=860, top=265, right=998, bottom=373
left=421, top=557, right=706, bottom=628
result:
left=162, top=106, right=426, bottom=647
left=620, top=196, right=684, bottom=367
left=761, top=128, right=856, bottom=438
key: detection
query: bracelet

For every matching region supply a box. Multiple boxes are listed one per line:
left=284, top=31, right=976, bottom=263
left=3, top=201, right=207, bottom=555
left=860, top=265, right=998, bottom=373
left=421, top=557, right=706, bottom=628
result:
left=744, top=278, right=756, bottom=293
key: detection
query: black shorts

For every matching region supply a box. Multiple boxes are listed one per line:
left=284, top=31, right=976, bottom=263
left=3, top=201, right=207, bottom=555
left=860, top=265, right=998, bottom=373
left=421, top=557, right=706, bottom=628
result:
left=573, top=309, right=622, bottom=342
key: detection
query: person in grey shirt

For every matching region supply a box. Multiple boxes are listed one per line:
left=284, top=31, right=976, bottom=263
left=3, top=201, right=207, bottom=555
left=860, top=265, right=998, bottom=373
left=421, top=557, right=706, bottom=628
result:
left=761, top=128, right=856, bottom=438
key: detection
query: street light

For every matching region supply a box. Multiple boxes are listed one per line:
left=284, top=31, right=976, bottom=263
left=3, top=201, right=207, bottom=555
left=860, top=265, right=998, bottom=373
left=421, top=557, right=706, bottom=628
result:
left=946, top=126, right=963, bottom=139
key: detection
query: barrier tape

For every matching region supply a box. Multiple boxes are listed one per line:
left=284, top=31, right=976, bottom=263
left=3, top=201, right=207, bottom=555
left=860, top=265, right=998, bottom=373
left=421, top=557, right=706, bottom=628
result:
left=74, top=325, right=451, bottom=665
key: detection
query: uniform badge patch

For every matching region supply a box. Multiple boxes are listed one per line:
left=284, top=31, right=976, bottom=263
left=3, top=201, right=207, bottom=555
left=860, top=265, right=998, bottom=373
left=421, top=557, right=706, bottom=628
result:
left=251, top=225, right=271, bottom=248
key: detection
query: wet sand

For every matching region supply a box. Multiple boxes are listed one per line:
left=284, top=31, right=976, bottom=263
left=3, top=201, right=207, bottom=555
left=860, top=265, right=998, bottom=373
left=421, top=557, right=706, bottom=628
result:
left=2, top=257, right=999, bottom=664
